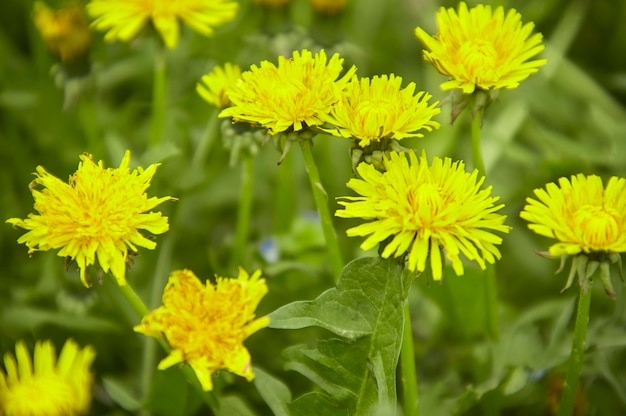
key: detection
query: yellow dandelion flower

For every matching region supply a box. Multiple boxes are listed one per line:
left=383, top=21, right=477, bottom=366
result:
left=323, top=74, right=441, bottom=147
left=135, top=268, right=269, bottom=391
left=521, top=174, right=626, bottom=256
left=6, top=151, right=173, bottom=287
left=196, top=63, right=242, bottom=109
left=220, top=49, right=357, bottom=134
left=0, top=339, right=96, bottom=416
left=336, top=150, right=510, bottom=281
left=310, top=0, right=347, bottom=15
left=415, top=2, right=547, bottom=94
left=86, top=0, right=238, bottom=49
left=33, top=1, right=92, bottom=63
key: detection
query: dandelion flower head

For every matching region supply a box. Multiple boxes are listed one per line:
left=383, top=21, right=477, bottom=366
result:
left=33, top=1, right=92, bottom=63
left=0, top=339, right=96, bottom=416
left=521, top=174, right=626, bottom=257
left=220, top=49, right=357, bottom=134
left=415, top=2, right=547, bottom=93
left=197, top=63, right=242, bottom=109
left=86, top=0, right=238, bottom=49
left=7, top=151, right=173, bottom=287
left=336, top=150, right=510, bottom=280
left=324, top=74, right=441, bottom=147
left=134, top=268, right=270, bottom=391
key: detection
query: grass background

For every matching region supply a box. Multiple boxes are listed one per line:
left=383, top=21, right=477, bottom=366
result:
left=1, top=0, right=626, bottom=414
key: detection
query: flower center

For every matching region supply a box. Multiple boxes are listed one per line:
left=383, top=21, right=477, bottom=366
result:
left=409, top=183, right=443, bottom=229
left=457, top=39, right=498, bottom=77
left=356, top=99, right=393, bottom=135
left=573, top=205, right=621, bottom=248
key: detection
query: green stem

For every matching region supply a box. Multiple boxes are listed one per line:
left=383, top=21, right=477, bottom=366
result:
left=117, top=281, right=151, bottom=318
left=274, top=147, right=295, bottom=234
left=298, top=139, right=344, bottom=280
left=470, top=110, right=499, bottom=340
left=401, top=301, right=419, bottom=416
left=557, top=284, right=592, bottom=416
left=232, top=157, right=255, bottom=269
left=149, top=44, right=167, bottom=145
left=470, top=110, right=486, bottom=176
left=191, top=109, right=220, bottom=170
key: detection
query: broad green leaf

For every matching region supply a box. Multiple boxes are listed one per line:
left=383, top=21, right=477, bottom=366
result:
left=289, top=392, right=348, bottom=416
left=276, top=257, right=406, bottom=415
left=253, top=367, right=291, bottom=416
left=268, top=288, right=372, bottom=338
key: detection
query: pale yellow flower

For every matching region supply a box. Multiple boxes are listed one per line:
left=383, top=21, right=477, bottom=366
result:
left=33, top=1, right=92, bottom=62
left=135, top=268, right=270, bottom=391
left=86, top=0, right=238, bottom=49
left=0, top=339, right=96, bottom=416
left=336, top=150, right=510, bottom=280
left=415, top=2, right=546, bottom=93
left=197, top=63, right=242, bottom=109
left=220, top=49, right=357, bottom=134
left=7, top=151, right=173, bottom=287
left=324, top=74, right=440, bottom=147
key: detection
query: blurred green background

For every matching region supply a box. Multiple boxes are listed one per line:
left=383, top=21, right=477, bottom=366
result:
left=1, top=0, right=626, bottom=414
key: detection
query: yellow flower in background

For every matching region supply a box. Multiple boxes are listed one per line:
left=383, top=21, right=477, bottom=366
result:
left=0, top=339, right=96, bottom=416
left=521, top=174, right=626, bottom=256
left=310, top=0, right=347, bottom=15
left=86, top=0, right=238, bottom=49
left=336, top=150, right=510, bottom=281
left=324, top=74, right=441, bottom=147
left=197, top=63, right=242, bottom=109
left=220, top=49, right=357, bottom=134
left=7, top=151, right=173, bottom=287
left=135, top=268, right=269, bottom=391
left=415, top=2, right=546, bottom=94
left=33, top=1, right=92, bottom=63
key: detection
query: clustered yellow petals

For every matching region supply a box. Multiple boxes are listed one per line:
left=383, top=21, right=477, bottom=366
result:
left=415, top=1, right=547, bottom=93
left=6, top=151, right=173, bottom=287
left=33, top=1, right=92, bottom=63
left=0, top=339, right=96, bottom=416
left=521, top=174, right=626, bottom=256
left=197, top=63, right=242, bottom=109
left=324, top=74, right=441, bottom=147
left=134, top=268, right=270, bottom=391
left=86, top=0, right=238, bottom=49
left=336, top=150, right=510, bottom=280
left=220, top=49, right=357, bottom=134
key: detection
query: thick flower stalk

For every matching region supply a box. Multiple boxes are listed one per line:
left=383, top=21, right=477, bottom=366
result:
left=0, top=339, right=96, bottom=416
left=33, top=1, right=92, bottom=63
left=7, top=151, right=173, bottom=287
left=324, top=74, right=441, bottom=147
left=86, top=0, right=238, bottom=49
left=521, top=174, right=626, bottom=296
left=220, top=49, right=357, bottom=134
left=336, top=150, right=510, bottom=281
left=197, top=63, right=242, bottom=109
left=415, top=1, right=547, bottom=94
left=135, top=268, right=270, bottom=391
